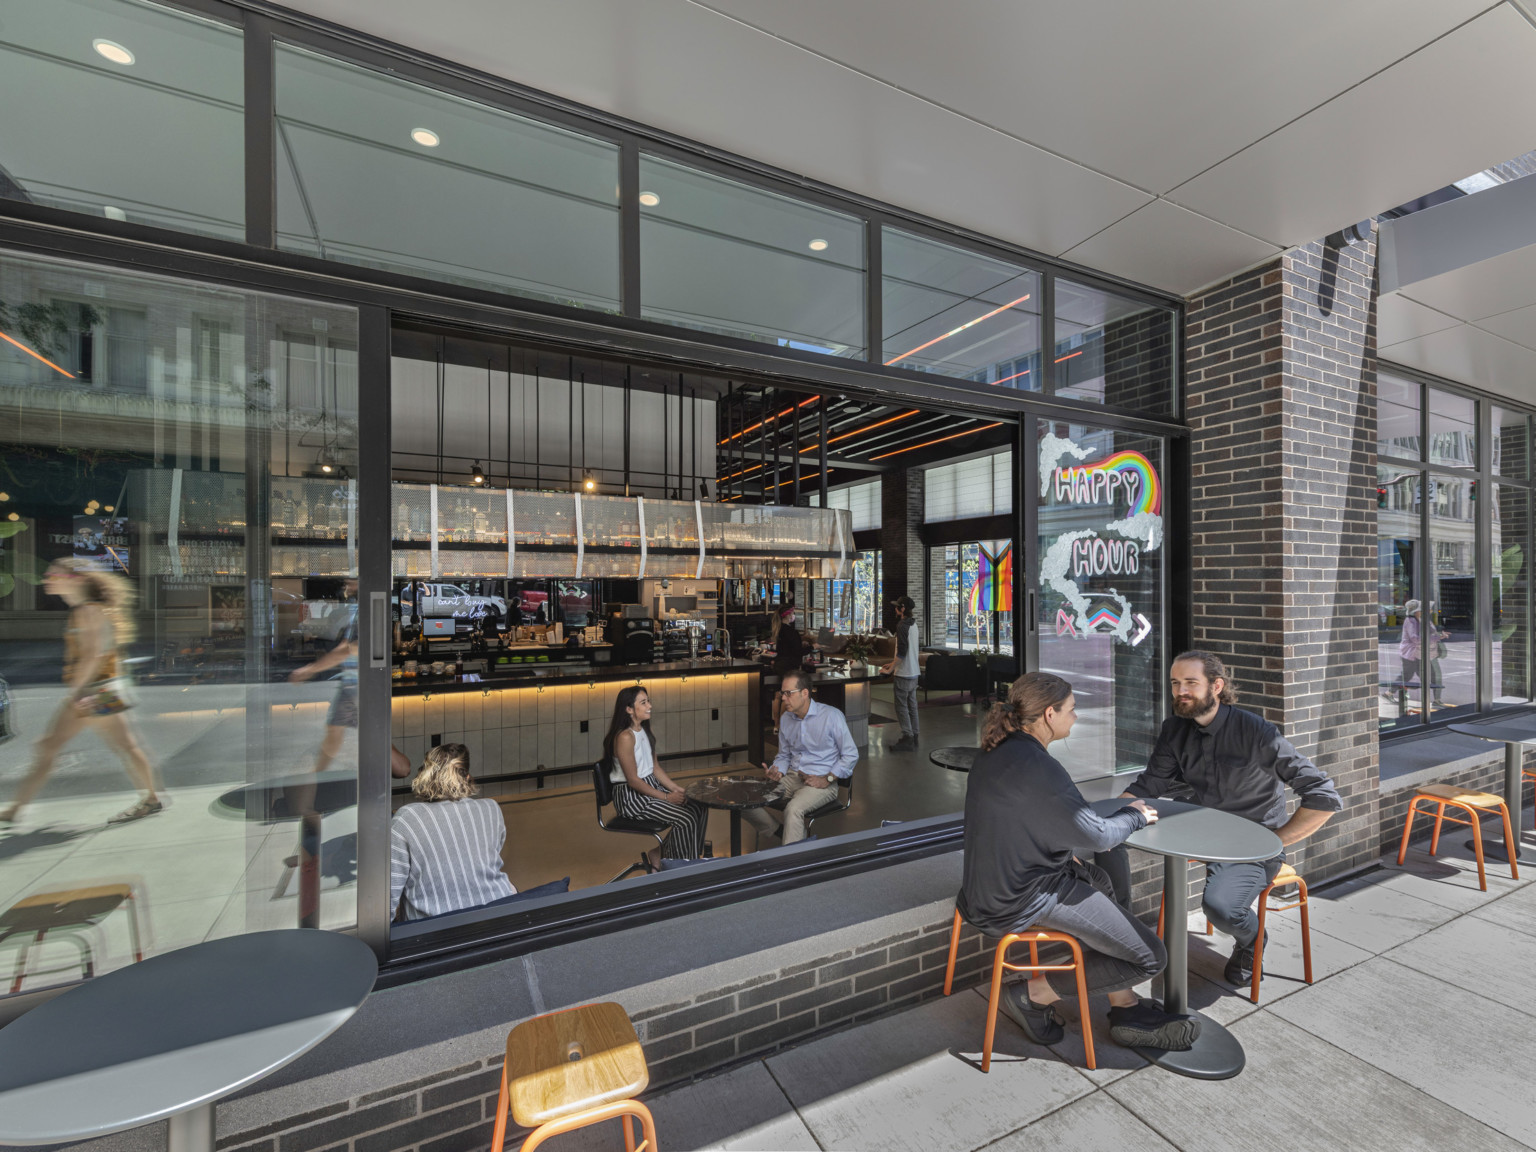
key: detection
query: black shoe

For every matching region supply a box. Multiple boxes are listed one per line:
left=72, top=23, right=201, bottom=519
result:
left=890, top=736, right=915, bottom=752
left=1107, top=1000, right=1201, bottom=1051
left=1224, top=930, right=1268, bottom=986
left=999, top=984, right=1065, bottom=1045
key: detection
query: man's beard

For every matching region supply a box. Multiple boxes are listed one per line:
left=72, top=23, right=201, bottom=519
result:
left=1172, top=688, right=1216, bottom=718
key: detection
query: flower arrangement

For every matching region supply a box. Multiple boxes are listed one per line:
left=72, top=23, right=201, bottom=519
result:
left=842, top=633, right=878, bottom=664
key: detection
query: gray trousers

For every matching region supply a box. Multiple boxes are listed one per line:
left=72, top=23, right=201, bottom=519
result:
left=1014, top=859, right=1167, bottom=999
left=893, top=676, right=920, bottom=739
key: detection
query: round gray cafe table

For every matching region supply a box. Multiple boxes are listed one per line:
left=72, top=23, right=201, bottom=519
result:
left=1092, top=797, right=1281, bottom=1080
left=0, top=929, right=377, bottom=1152
left=929, top=746, right=979, bottom=773
left=685, top=773, right=780, bottom=856
left=1446, top=722, right=1535, bottom=862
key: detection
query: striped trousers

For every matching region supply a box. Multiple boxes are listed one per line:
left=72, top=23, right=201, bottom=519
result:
left=613, top=776, right=710, bottom=859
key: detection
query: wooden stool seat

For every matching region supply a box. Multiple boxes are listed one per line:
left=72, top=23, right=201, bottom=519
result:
left=0, top=882, right=145, bottom=995
left=1397, top=785, right=1519, bottom=892
left=1271, top=863, right=1300, bottom=886
left=1416, top=783, right=1504, bottom=808
left=491, top=1003, right=658, bottom=1152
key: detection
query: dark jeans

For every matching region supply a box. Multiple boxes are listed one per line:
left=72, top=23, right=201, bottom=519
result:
left=1097, top=845, right=1283, bottom=948
left=1011, top=859, right=1167, bottom=1000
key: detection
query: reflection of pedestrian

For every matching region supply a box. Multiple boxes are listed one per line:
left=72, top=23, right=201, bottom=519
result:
left=291, top=581, right=360, bottom=774
left=1398, top=599, right=1423, bottom=690
left=0, top=558, right=162, bottom=825
left=1426, top=601, right=1449, bottom=707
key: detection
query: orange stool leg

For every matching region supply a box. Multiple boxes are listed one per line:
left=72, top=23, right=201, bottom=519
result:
left=488, top=1063, right=510, bottom=1152
left=942, top=908, right=962, bottom=996
left=1397, top=798, right=1419, bottom=865
left=981, top=937, right=1011, bottom=1074
left=1156, top=891, right=1164, bottom=939
left=520, top=1099, right=657, bottom=1152
left=1250, top=881, right=1273, bottom=1004
left=1429, top=801, right=1447, bottom=856
left=1063, top=937, right=1095, bottom=1071
left=1297, top=878, right=1313, bottom=985
left=1497, top=801, right=1521, bottom=882
left=1463, top=803, right=1487, bottom=891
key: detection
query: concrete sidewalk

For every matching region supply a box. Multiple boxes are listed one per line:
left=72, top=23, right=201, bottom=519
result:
left=537, top=825, right=1536, bottom=1151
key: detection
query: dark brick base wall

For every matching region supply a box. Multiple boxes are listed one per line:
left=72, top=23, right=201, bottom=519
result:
left=216, top=912, right=993, bottom=1152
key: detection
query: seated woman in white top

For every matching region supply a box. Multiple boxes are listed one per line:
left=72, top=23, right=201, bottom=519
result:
left=605, top=684, right=709, bottom=868
left=390, top=743, right=514, bottom=922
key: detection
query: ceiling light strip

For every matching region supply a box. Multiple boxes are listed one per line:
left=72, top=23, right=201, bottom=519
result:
left=992, top=367, right=1030, bottom=386
left=799, top=410, right=921, bottom=454
left=718, top=397, right=819, bottom=445
left=869, top=423, right=1003, bottom=461
left=883, top=294, right=1032, bottom=366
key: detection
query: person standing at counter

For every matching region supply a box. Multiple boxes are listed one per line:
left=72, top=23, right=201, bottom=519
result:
left=769, top=607, right=805, bottom=675
left=745, top=670, right=857, bottom=845
left=605, top=685, right=709, bottom=865
left=880, top=595, right=921, bottom=751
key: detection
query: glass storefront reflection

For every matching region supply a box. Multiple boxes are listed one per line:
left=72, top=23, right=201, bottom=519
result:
left=1036, top=422, right=1166, bottom=778
left=0, top=248, right=359, bottom=995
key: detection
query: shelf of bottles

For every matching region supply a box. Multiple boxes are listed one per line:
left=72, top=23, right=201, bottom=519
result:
left=129, top=469, right=357, bottom=579
left=390, top=482, right=851, bottom=580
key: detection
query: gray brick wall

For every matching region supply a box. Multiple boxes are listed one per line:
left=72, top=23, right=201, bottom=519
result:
left=214, top=915, right=994, bottom=1152
left=1177, top=231, right=1382, bottom=893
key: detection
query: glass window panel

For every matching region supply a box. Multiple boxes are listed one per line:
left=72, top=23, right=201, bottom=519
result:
left=275, top=46, right=620, bottom=309
left=1378, top=373, right=1422, bottom=461
left=922, top=451, right=1012, bottom=522
left=639, top=156, right=864, bottom=356
left=0, top=0, right=243, bottom=239
left=1493, top=485, right=1530, bottom=708
left=1037, top=422, right=1165, bottom=779
left=942, top=544, right=960, bottom=647
left=882, top=229, right=1040, bottom=383
left=959, top=542, right=982, bottom=650
left=1054, top=280, right=1175, bottom=415
left=1378, top=467, right=1423, bottom=730
left=1492, top=406, right=1528, bottom=479
left=1428, top=474, right=1476, bottom=719
left=0, top=247, right=360, bottom=996
left=1428, top=388, right=1476, bottom=469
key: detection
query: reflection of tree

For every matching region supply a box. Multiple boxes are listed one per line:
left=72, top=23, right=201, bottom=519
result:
left=0, top=300, right=103, bottom=357
left=0, top=519, right=45, bottom=600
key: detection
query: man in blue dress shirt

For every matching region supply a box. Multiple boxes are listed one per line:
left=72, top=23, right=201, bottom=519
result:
left=744, top=669, right=858, bottom=844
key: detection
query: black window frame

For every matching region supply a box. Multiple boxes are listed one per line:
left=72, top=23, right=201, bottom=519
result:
left=0, top=0, right=1189, bottom=981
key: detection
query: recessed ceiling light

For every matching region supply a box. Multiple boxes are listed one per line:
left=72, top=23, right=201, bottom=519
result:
left=638, top=191, right=660, bottom=207
left=808, top=239, right=828, bottom=251
left=411, top=128, right=440, bottom=148
left=6, top=512, right=17, bottom=522
left=93, top=39, right=134, bottom=65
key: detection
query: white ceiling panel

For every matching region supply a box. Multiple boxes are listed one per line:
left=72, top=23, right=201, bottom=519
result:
left=1380, top=324, right=1536, bottom=403
left=1377, top=294, right=1463, bottom=348
left=1476, top=303, right=1536, bottom=352
left=695, top=0, right=1492, bottom=195
left=1059, top=199, right=1280, bottom=295
left=1396, top=242, right=1536, bottom=323
left=1168, top=6, right=1536, bottom=247
left=277, top=0, right=1149, bottom=256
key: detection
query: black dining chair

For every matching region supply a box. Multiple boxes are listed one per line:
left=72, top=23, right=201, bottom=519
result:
left=803, top=775, right=855, bottom=837
left=591, top=762, right=670, bottom=882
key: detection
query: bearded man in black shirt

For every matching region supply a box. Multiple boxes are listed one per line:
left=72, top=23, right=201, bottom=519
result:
left=1108, top=651, right=1342, bottom=987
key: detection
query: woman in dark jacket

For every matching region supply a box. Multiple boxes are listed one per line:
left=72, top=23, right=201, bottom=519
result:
left=959, top=672, right=1198, bottom=1052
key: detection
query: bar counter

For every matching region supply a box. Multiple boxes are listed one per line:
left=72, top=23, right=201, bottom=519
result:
left=391, top=656, right=762, bottom=695
left=390, top=658, right=762, bottom=791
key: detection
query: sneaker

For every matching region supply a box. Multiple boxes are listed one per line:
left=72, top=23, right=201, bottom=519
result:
left=1107, top=1000, right=1201, bottom=1051
left=1223, top=929, right=1268, bottom=986
left=998, top=984, right=1065, bottom=1045
left=108, top=797, right=163, bottom=825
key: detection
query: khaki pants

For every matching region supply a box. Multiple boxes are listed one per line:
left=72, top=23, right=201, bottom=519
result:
left=743, top=771, right=841, bottom=844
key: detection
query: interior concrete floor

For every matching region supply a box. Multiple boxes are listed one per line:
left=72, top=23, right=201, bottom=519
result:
left=498, top=688, right=988, bottom=892
left=510, top=819, right=1536, bottom=1152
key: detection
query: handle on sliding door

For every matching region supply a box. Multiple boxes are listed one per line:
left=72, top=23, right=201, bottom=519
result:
left=369, top=591, right=388, bottom=669
left=1027, top=590, right=1036, bottom=633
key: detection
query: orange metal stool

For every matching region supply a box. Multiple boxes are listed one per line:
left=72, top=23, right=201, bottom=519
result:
left=1156, top=862, right=1212, bottom=940
left=1397, top=783, right=1520, bottom=892
left=489, top=1002, right=658, bottom=1152
left=941, top=908, right=1095, bottom=1071
left=1249, top=863, right=1312, bottom=1004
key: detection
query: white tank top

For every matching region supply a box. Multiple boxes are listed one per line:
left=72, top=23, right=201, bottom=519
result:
left=611, top=727, right=656, bottom=783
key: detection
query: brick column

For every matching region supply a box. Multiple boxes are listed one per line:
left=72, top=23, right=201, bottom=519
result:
left=880, top=469, right=925, bottom=631
left=1180, top=234, right=1381, bottom=887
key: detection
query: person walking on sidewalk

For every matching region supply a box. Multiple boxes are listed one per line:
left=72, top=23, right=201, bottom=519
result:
left=881, top=595, right=921, bottom=751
